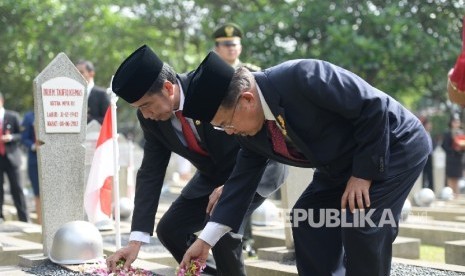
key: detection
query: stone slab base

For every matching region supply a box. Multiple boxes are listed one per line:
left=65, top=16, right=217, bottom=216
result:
left=257, top=246, right=295, bottom=263
left=0, top=235, right=42, bottom=266
left=0, top=265, right=34, bottom=275
left=399, top=223, right=465, bottom=246
left=245, top=259, right=298, bottom=276
left=0, top=221, right=42, bottom=244
left=445, top=240, right=465, bottom=266
left=393, top=237, right=420, bottom=259
left=253, top=230, right=285, bottom=249
left=18, top=253, right=48, bottom=267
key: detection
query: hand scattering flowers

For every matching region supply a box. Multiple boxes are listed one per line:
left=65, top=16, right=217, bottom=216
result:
left=79, top=259, right=154, bottom=276
left=176, top=259, right=206, bottom=276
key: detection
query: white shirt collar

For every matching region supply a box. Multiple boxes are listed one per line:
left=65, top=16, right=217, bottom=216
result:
left=87, top=80, right=95, bottom=98
left=256, top=84, right=275, bottom=121
left=174, top=79, right=185, bottom=112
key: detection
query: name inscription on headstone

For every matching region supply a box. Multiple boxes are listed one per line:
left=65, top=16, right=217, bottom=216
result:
left=41, top=77, right=85, bottom=133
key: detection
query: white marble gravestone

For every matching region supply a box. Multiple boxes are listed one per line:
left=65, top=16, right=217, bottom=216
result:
left=432, top=146, right=445, bottom=195
left=33, top=52, right=87, bottom=255
left=281, top=167, right=314, bottom=249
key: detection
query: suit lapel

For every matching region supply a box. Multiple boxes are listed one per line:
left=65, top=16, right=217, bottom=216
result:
left=254, top=72, right=319, bottom=166
left=157, top=118, right=191, bottom=155
left=2, top=112, right=11, bottom=134
left=177, top=73, right=209, bottom=154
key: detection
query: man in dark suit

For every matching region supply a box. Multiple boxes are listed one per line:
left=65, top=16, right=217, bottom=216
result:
left=181, top=52, right=432, bottom=275
left=213, top=22, right=265, bottom=257
left=0, top=93, right=28, bottom=223
left=21, top=111, right=40, bottom=224
left=105, top=45, right=286, bottom=275
left=75, top=60, right=110, bottom=124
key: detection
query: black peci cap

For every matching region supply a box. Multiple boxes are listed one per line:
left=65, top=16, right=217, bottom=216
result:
left=112, top=45, right=163, bottom=103
left=183, top=51, right=235, bottom=122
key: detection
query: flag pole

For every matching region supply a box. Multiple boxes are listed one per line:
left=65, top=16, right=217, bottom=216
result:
left=108, top=76, right=121, bottom=249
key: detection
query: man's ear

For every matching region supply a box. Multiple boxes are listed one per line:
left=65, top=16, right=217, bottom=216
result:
left=164, top=81, right=174, bottom=96
left=241, top=91, right=254, bottom=102
left=241, top=91, right=258, bottom=109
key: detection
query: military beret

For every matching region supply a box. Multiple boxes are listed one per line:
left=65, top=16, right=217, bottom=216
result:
left=213, top=23, right=243, bottom=43
left=183, top=51, right=235, bottom=122
left=112, top=44, right=163, bottom=103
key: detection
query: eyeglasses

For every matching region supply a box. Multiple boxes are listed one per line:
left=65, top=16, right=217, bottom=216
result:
left=212, top=96, right=240, bottom=132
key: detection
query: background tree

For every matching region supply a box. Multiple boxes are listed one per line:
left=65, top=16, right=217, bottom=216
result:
left=0, top=0, right=463, bottom=138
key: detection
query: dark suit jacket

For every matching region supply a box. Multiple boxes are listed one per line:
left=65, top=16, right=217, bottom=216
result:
left=87, top=85, right=110, bottom=124
left=132, top=72, right=286, bottom=234
left=2, top=110, right=22, bottom=167
left=209, top=59, right=432, bottom=229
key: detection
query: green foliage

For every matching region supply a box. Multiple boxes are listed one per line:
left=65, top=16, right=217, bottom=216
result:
left=0, top=0, right=464, bottom=128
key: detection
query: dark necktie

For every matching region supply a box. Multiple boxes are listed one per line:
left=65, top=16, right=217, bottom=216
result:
left=175, top=111, right=209, bottom=156
left=266, top=120, right=306, bottom=162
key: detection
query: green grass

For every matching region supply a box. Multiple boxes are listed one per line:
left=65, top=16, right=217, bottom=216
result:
left=420, top=245, right=445, bottom=263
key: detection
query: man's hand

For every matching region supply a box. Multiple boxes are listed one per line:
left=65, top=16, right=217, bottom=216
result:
left=341, top=176, right=372, bottom=213
left=1, top=134, right=12, bottom=143
left=106, top=240, right=142, bottom=272
left=206, top=185, right=223, bottom=215
left=180, top=239, right=210, bottom=271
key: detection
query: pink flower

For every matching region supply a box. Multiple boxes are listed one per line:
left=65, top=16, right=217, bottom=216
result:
left=81, top=259, right=154, bottom=275
left=176, top=259, right=206, bottom=276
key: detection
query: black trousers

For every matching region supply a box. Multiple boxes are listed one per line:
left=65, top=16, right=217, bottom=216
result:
left=422, top=154, right=434, bottom=190
left=0, top=155, right=28, bottom=222
left=156, top=192, right=265, bottom=276
left=291, top=159, right=426, bottom=276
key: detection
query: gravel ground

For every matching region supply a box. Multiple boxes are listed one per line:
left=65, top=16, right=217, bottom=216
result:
left=22, top=259, right=163, bottom=275
left=22, top=260, right=465, bottom=275
left=390, top=263, right=465, bottom=276
left=23, top=260, right=92, bottom=276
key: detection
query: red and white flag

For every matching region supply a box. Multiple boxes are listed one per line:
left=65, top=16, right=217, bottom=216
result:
left=84, top=107, right=116, bottom=224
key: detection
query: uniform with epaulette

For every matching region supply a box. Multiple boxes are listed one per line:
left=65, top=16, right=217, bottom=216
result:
left=213, top=23, right=262, bottom=72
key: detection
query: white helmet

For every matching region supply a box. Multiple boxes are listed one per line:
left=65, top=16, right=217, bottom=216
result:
left=440, top=187, right=454, bottom=201
left=49, top=220, right=103, bottom=264
left=400, top=199, right=412, bottom=222
left=413, top=188, right=435, bottom=207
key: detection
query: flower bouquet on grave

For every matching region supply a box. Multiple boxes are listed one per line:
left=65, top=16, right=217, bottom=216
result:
left=175, top=259, right=206, bottom=276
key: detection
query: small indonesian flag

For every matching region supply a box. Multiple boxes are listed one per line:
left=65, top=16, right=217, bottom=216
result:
left=84, top=107, right=116, bottom=223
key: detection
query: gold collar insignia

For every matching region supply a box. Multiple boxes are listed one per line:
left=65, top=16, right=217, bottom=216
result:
left=277, top=115, right=287, bottom=136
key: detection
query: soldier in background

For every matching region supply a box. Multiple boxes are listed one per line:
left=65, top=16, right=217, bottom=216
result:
left=212, top=22, right=268, bottom=257
left=213, top=22, right=261, bottom=72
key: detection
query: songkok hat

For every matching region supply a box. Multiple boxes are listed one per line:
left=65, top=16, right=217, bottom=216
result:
left=183, top=51, right=234, bottom=122
left=213, top=23, right=243, bottom=46
left=112, top=45, right=163, bottom=103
